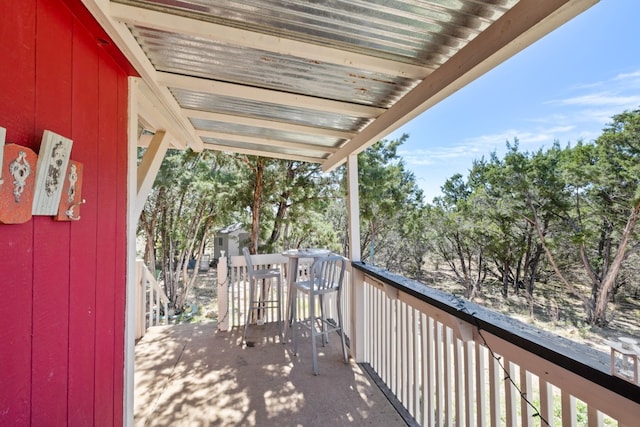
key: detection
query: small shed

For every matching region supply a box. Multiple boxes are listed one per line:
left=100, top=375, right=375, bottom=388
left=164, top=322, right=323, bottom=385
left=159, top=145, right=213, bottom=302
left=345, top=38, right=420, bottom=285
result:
left=214, top=223, right=249, bottom=261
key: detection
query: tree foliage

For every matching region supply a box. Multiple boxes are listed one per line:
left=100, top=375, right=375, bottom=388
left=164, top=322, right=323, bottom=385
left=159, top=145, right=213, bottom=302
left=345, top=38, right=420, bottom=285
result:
left=357, top=135, right=424, bottom=268
left=139, top=149, right=235, bottom=311
left=428, top=108, right=640, bottom=325
left=227, top=156, right=343, bottom=254
left=139, top=107, right=640, bottom=327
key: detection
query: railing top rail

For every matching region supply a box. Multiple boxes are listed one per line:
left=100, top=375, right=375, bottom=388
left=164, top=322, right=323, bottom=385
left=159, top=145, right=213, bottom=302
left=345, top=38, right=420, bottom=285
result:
left=136, top=259, right=169, bottom=304
left=227, top=253, right=325, bottom=268
left=353, top=261, right=640, bottom=405
left=150, top=280, right=170, bottom=305
left=228, top=254, right=288, bottom=267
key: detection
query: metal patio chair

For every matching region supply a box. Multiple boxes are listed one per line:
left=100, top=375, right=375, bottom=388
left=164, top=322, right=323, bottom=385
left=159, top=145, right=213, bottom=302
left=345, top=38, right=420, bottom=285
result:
left=242, top=247, right=283, bottom=345
left=292, top=254, right=348, bottom=375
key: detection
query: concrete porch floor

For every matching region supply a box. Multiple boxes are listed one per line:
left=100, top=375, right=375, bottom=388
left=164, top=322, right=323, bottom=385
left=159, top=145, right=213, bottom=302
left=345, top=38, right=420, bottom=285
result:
left=134, top=321, right=406, bottom=426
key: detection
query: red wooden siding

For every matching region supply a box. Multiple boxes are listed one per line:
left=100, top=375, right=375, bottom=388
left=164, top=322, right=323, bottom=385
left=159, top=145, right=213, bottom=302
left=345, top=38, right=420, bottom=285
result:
left=0, top=1, right=130, bottom=425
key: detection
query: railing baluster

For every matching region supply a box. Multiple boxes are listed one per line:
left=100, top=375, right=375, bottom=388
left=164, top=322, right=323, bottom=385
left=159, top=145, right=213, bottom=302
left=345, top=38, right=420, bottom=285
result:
left=520, top=369, right=534, bottom=426
left=370, top=285, right=375, bottom=371
left=453, top=335, right=463, bottom=426
left=419, top=312, right=424, bottom=425
left=401, top=302, right=408, bottom=409
left=489, top=348, right=501, bottom=427
left=134, top=260, right=170, bottom=337
left=561, top=391, right=577, bottom=427
left=146, top=279, right=152, bottom=328
left=427, top=316, right=436, bottom=426
left=444, top=327, right=453, bottom=426
left=153, top=285, right=159, bottom=326
left=383, top=293, right=390, bottom=387
left=376, top=286, right=382, bottom=377
left=504, top=358, right=518, bottom=427
left=464, top=340, right=475, bottom=427
left=393, top=299, right=398, bottom=392
left=477, top=343, right=488, bottom=426
left=435, top=322, right=444, bottom=426
left=391, top=298, right=398, bottom=396
left=411, top=309, right=424, bottom=419
left=540, top=379, right=554, bottom=427
left=136, top=262, right=144, bottom=338
left=587, top=405, right=603, bottom=427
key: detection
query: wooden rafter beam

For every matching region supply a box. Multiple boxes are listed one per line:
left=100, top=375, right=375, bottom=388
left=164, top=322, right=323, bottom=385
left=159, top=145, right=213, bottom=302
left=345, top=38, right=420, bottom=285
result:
left=201, top=142, right=323, bottom=164
left=159, top=72, right=384, bottom=118
left=109, top=2, right=431, bottom=80
left=183, top=109, right=354, bottom=140
left=196, top=129, right=337, bottom=154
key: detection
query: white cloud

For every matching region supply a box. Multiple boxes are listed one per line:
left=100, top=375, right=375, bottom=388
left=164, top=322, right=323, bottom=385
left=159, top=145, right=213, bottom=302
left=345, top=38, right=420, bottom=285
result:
left=528, top=70, right=640, bottom=141
left=399, top=124, right=578, bottom=167
left=614, top=70, right=640, bottom=81
left=550, top=92, right=640, bottom=107
left=550, top=69, right=640, bottom=109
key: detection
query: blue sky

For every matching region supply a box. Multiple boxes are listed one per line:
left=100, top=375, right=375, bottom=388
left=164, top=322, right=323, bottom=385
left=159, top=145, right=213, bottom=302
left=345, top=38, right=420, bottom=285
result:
left=388, top=0, right=640, bottom=203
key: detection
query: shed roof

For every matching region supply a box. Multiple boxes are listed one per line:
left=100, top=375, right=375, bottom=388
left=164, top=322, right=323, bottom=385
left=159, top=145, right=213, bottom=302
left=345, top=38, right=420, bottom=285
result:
left=83, top=0, right=597, bottom=172
left=217, top=223, right=245, bottom=235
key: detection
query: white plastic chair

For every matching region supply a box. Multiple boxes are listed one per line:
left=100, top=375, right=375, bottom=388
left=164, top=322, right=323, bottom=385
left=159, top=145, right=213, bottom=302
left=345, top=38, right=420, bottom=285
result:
left=242, top=247, right=283, bottom=344
left=292, top=255, right=348, bottom=375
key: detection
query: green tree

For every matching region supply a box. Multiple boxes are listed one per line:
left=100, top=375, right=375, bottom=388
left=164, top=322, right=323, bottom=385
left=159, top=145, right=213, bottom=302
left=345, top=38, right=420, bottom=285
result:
left=264, top=160, right=340, bottom=252
left=432, top=173, right=487, bottom=299
left=358, top=135, right=424, bottom=269
left=468, top=142, right=556, bottom=306
left=229, top=156, right=343, bottom=254
left=139, top=149, right=234, bottom=311
left=546, top=109, right=640, bottom=325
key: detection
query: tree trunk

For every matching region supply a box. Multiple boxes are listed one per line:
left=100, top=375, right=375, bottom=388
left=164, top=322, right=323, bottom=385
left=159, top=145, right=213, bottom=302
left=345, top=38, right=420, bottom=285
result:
left=592, top=202, right=640, bottom=325
left=139, top=209, right=158, bottom=276
left=514, top=258, right=522, bottom=295
left=249, top=158, right=265, bottom=254
left=267, top=196, right=289, bottom=248
left=502, top=260, right=509, bottom=298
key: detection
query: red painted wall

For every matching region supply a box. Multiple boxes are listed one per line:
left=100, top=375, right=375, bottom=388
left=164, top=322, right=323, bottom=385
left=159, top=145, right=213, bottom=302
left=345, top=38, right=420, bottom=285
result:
left=0, top=1, right=129, bottom=425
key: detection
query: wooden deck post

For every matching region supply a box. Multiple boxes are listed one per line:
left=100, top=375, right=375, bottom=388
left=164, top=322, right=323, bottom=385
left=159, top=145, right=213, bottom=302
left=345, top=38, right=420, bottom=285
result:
left=346, top=154, right=365, bottom=362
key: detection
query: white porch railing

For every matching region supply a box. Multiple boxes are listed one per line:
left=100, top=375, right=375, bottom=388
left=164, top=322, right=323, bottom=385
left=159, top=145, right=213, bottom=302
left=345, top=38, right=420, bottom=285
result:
left=135, top=259, right=170, bottom=340
left=357, top=262, right=640, bottom=427
left=217, top=254, right=288, bottom=331
left=217, top=254, right=351, bottom=341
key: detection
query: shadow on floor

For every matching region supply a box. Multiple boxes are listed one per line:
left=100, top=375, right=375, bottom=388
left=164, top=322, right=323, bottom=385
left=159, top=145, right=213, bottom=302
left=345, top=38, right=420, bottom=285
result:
left=134, top=322, right=406, bottom=426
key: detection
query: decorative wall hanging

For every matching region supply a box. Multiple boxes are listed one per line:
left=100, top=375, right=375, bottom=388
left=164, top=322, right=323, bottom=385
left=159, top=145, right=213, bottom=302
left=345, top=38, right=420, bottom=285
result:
left=55, top=160, right=84, bottom=221
left=32, top=130, right=73, bottom=215
left=0, top=144, right=37, bottom=224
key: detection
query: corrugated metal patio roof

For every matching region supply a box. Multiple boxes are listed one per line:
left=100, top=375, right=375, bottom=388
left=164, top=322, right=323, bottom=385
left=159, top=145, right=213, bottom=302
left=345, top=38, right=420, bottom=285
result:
left=82, top=0, right=597, bottom=171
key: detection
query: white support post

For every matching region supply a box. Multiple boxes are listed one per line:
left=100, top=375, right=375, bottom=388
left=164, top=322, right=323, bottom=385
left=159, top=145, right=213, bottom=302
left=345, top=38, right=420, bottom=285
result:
left=135, top=260, right=145, bottom=340
left=346, top=154, right=365, bottom=362
left=347, top=154, right=361, bottom=262
left=135, top=129, right=169, bottom=219
left=124, top=76, right=140, bottom=427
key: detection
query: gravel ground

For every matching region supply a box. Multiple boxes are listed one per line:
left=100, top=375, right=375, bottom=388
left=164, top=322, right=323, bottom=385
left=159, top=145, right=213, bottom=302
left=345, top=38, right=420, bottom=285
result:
left=181, top=267, right=219, bottom=323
